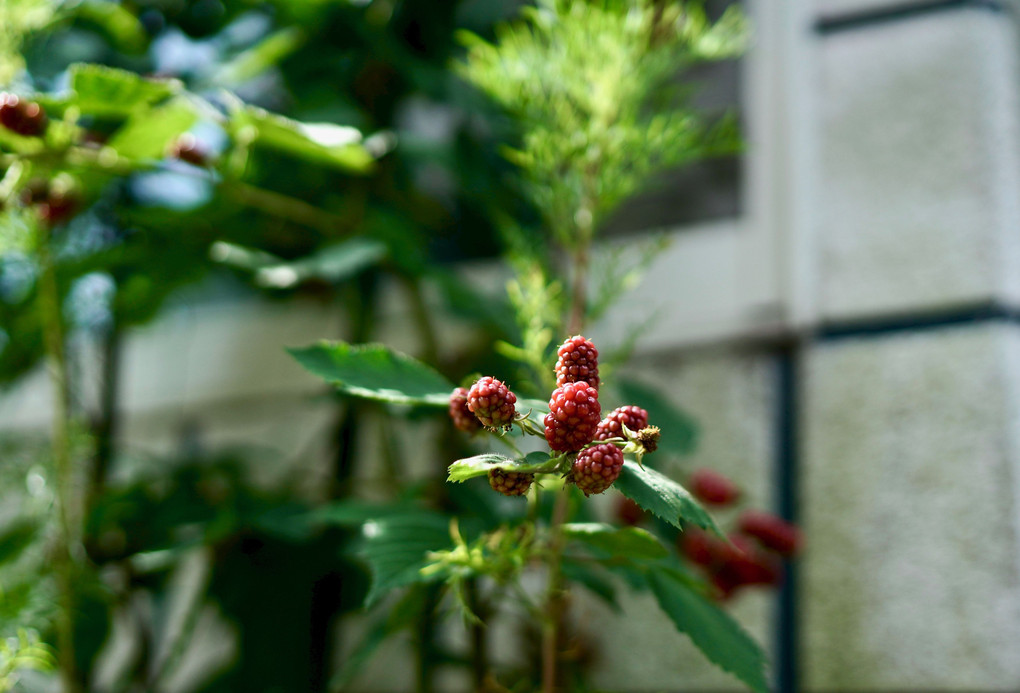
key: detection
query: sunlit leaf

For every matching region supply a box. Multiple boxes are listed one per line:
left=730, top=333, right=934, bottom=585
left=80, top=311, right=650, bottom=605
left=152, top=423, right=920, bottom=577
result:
left=562, top=522, right=667, bottom=561
left=289, top=341, right=453, bottom=407
left=447, top=451, right=551, bottom=482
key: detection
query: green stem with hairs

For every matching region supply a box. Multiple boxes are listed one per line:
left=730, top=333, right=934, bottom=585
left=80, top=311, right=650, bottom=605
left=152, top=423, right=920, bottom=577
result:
left=38, top=236, right=83, bottom=693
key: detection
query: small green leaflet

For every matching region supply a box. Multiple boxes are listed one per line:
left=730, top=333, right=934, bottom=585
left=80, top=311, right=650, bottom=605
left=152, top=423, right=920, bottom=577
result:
left=649, top=568, right=769, bottom=693
left=616, top=461, right=722, bottom=535
left=233, top=103, right=375, bottom=173
left=0, top=520, right=39, bottom=566
left=562, top=522, right=667, bottom=561
left=289, top=341, right=454, bottom=407
left=107, top=98, right=199, bottom=161
left=254, top=238, right=387, bottom=288
left=447, top=451, right=551, bottom=482
left=68, top=64, right=178, bottom=116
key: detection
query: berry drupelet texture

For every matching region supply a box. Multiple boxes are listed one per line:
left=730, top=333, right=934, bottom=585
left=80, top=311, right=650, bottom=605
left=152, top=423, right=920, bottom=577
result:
left=555, top=335, right=600, bottom=390
left=544, top=382, right=601, bottom=452
left=467, top=376, right=517, bottom=428
left=594, top=405, right=649, bottom=441
left=488, top=468, right=533, bottom=496
left=0, top=93, right=47, bottom=137
left=449, top=387, right=482, bottom=433
left=571, top=443, right=624, bottom=496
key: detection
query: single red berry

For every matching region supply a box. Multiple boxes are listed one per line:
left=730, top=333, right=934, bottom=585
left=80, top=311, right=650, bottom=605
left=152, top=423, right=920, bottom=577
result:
left=678, top=526, right=719, bottom=567
left=689, top=468, right=741, bottom=507
left=544, top=382, right=601, bottom=452
left=467, top=376, right=517, bottom=429
left=0, top=93, right=47, bottom=137
left=449, top=387, right=482, bottom=433
left=168, top=133, right=208, bottom=166
left=555, top=335, right=600, bottom=390
left=737, top=510, right=802, bottom=557
left=571, top=443, right=624, bottom=496
left=615, top=496, right=645, bottom=526
left=711, top=534, right=783, bottom=600
left=39, top=191, right=78, bottom=227
left=594, top=405, right=649, bottom=441
left=488, top=468, right=533, bottom=497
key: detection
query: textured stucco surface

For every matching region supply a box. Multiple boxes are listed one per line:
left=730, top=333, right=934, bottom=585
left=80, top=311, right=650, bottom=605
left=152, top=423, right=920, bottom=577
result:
left=816, top=10, right=1020, bottom=319
left=801, top=324, right=1020, bottom=689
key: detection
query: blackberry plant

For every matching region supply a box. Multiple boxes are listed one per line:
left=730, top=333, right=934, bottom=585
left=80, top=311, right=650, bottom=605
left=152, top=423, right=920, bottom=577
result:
left=290, top=2, right=786, bottom=691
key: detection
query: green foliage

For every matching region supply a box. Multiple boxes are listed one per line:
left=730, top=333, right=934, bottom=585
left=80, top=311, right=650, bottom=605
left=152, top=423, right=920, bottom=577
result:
left=648, top=567, right=769, bottom=693
left=352, top=511, right=452, bottom=607
left=458, top=0, right=747, bottom=243
left=562, top=522, right=667, bottom=561
left=289, top=341, right=454, bottom=406
left=447, top=451, right=554, bottom=482
left=0, top=629, right=54, bottom=691
left=616, top=460, right=722, bottom=535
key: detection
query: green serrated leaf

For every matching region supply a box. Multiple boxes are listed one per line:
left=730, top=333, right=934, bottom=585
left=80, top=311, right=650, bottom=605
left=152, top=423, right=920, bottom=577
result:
left=447, top=451, right=551, bottom=482
left=616, top=379, right=698, bottom=457
left=254, top=238, right=387, bottom=288
left=353, top=513, right=452, bottom=607
left=288, top=341, right=453, bottom=407
left=616, top=461, right=722, bottom=535
left=649, top=568, right=769, bottom=693
left=68, top=64, right=178, bottom=116
left=107, top=98, right=199, bottom=161
left=562, top=522, right=667, bottom=561
left=233, top=103, right=375, bottom=173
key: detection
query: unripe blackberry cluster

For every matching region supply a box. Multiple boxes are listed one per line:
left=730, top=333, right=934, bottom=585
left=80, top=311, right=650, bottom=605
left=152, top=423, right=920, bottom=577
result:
left=544, top=381, right=600, bottom=452
left=19, top=179, right=78, bottom=227
left=467, top=376, right=517, bottom=428
left=571, top=443, right=624, bottom=496
left=555, top=335, right=599, bottom=390
left=0, top=93, right=47, bottom=137
left=594, top=405, right=648, bottom=441
left=488, top=469, right=533, bottom=496
left=677, top=468, right=802, bottom=600
left=449, top=387, right=482, bottom=433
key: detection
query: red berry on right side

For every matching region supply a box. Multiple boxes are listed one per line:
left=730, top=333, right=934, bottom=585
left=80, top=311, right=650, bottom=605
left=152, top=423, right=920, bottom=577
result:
left=571, top=442, right=624, bottom=496
left=0, top=93, right=47, bottom=137
left=711, top=534, right=783, bottom=600
left=678, top=526, right=719, bottom=567
left=544, top=382, right=601, bottom=452
left=467, top=376, right=517, bottom=428
left=488, top=468, right=533, bottom=497
left=449, top=387, right=482, bottom=433
left=737, top=510, right=802, bottom=557
left=594, top=405, right=649, bottom=441
left=555, top=335, right=600, bottom=390
left=690, top=468, right=741, bottom=507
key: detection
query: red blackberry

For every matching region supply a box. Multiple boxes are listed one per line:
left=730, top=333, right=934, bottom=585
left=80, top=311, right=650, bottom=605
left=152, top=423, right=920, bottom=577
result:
left=594, top=405, right=648, bottom=441
left=555, top=335, right=599, bottom=390
left=544, top=382, right=600, bottom=452
left=467, top=376, right=517, bottom=429
left=678, top=526, right=719, bottom=567
left=571, top=443, right=624, bottom=496
left=0, top=93, right=47, bottom=137
left=737, top=511, right=802, bottom=557
left=488, top=468, right=533, bottom=496
left=689, top=468, right=741, bottom=507
left=449, top=387, right=482, bottom=433
left=711, top=534, right=783, bottom=600
left=615, top=496, right=646, bottom=526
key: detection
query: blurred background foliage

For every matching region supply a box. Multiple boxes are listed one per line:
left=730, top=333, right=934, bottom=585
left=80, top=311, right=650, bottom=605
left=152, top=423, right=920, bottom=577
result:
left=0, top=1, right=741, bottom=691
